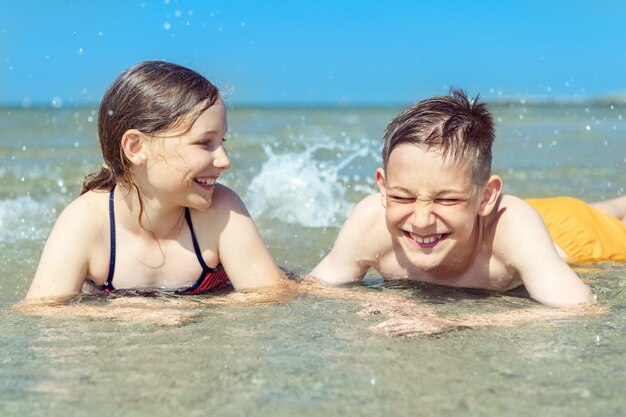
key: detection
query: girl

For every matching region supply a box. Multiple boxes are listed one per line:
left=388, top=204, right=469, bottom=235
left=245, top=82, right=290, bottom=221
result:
left=26, top=61, right=284, bottom=299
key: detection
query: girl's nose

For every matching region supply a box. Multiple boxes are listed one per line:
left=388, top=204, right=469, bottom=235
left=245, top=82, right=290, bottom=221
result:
left=214, top=145, right=231, bottom=170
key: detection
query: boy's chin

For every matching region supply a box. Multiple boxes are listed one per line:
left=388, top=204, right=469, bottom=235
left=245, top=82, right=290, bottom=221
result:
left=398, top=239, right=449, bottom=271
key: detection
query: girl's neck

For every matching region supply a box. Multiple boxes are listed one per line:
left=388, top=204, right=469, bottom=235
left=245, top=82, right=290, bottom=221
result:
left=115, top=183, right=186, bottom=239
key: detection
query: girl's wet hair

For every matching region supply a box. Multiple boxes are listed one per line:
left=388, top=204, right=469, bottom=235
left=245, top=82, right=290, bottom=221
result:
left=382, top=88, right=495, bottom=185
left=81, top=60, right=220, bottom=194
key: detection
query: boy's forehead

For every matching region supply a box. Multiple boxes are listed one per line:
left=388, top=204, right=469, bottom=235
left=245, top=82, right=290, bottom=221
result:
left=387, top=143, right=464, bottom=169
left=386, top=144, right=475, bottom=188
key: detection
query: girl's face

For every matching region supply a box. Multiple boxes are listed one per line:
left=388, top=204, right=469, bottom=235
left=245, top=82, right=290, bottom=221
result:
left=142, top=99, right=231, bottom=211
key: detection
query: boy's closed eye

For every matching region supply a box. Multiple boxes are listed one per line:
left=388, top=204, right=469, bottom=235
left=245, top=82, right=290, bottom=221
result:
left=387, top=195, right=416, bottom=204
left=434, top=198, right=466, bottom=206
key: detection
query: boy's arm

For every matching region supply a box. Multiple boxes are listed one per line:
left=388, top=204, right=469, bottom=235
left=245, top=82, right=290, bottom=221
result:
left=495, top=196, right=592, bottom=307
left=310, top=195, right=380, bottom=285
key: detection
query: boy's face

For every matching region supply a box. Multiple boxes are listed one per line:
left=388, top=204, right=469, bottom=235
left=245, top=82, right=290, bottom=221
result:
left=376, top=144, right=489, bottom=273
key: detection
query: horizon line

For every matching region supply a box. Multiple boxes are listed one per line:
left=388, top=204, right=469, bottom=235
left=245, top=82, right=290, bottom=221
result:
left=3, top=95, right=626, bottom=111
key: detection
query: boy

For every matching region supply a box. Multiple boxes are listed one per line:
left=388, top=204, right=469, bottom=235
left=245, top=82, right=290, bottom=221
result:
left=311, top=89, right=626, bottom=307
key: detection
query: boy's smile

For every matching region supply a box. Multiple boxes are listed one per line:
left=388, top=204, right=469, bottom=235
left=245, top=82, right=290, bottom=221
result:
left=376, top=144, right=484, bottom=274
left=402, top=231, right=450, bottom=248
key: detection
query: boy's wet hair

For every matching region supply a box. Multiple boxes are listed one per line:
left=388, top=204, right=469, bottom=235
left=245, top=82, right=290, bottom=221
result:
left=82, top=60, right=220, bottom=194
left=382, top=88, right=495, bottom=184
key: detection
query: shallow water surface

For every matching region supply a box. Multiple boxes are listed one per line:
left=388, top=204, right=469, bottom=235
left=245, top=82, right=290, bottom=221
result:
left=1, top=104, right=625, bottom=416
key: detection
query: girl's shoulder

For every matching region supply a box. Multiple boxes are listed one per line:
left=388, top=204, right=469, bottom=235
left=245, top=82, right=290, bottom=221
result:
left=202, top=184, right=249, bottom=217
left=189, top=184, right=250, bottom=227
left=56, top=190, right=110, bottom=236
left=211, top=183, right=246, bottom=209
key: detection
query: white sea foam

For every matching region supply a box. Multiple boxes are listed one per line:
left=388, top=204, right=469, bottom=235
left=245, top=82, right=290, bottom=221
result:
left=0, top=196, right=58, bottom=243
left=247, top=142, right=377, bottom=228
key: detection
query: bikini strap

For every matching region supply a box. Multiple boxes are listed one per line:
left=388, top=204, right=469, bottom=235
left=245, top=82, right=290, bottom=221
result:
left=104, top=187, right=116, bottom=290
left=184, top=207, right=211, bottom=271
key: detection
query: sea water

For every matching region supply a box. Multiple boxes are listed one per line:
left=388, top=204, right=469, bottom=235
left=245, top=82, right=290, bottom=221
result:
left=1, top=103, right=625, bottom=416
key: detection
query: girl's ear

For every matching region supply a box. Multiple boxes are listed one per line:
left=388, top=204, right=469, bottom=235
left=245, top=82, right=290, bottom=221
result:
left=478, top=175, right=503, bottom=217
left=121, top=129, right=147, bottom=166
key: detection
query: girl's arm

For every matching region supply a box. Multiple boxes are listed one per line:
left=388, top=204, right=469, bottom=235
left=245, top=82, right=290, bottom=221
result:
left=25, top=197, right=97, bottom=300
left=215, top=187, right=284, bottom=290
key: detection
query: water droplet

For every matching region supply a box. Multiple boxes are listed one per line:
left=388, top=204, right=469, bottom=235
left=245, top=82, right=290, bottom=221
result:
left=164, top=22, right=171, bottom=30
left=78, top=48, right=83, bottom=55
left=51, top=97, right=63, bottom=108
left=175, top=10, right=182, bottom=17
left=586, top=125, right=591, bottom=131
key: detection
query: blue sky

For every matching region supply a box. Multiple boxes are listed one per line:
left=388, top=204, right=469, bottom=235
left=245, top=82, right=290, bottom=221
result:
left=2, top=0, right=626, bottom=106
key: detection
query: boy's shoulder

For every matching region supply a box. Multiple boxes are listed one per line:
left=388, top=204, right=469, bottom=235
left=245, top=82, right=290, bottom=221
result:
left=486, top=193, right=553, bottom=260
left=488, top=194, right=539, bottom=229
left=353, top=193, right=384, bottom=214
left=341, top=193, right=392, bottom=253
left=346, top=193, right=387, bottom=230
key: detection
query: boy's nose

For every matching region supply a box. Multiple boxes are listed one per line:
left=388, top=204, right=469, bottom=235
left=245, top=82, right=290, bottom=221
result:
left=410, top=202, right=435, bottom=228
left=214, top=145, right=231, bottom=170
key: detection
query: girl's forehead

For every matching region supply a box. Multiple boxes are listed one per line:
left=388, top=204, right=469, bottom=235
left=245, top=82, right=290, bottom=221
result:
left=189, top=100, right=227, bottom=133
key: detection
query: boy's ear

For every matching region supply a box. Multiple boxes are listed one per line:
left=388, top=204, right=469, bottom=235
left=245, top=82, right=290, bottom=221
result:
left=121, top=129, right=147, bottom=166
left=375, top=168, right=387, bottom=196
left=478, top=175, right=503, bottom=216
left=375, top=168, right=388, bottom=208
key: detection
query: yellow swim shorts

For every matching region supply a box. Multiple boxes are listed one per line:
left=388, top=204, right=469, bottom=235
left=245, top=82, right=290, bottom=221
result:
left=525, top=196, right=626, bottom=263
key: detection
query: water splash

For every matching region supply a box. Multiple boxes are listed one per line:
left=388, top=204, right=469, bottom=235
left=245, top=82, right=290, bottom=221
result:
left=0, top=197, right=58, bottom=243
left=247, top=142, right=374, bottom=228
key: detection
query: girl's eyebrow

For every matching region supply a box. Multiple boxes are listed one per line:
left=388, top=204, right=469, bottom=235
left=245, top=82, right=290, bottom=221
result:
left=193, top=129, right=228, bottom=140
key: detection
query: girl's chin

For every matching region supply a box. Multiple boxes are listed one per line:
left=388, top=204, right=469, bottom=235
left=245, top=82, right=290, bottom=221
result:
left=187, top=196, right=213, bottom=211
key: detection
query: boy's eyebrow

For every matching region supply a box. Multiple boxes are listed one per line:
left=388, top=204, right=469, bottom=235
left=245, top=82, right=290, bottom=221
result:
left=387, top=185, right=469, bottom=195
